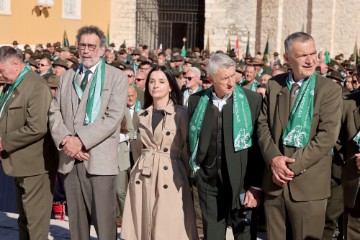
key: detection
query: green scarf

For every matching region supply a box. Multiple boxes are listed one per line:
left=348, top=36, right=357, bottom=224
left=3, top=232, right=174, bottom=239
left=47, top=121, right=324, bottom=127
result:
left=0, top=66, right=30, bottom=117
left=353, top=132, right=360, bottom=151
left=135, top=99, right=142, bottom=112
left=188, top=85, right=253, bottom=173
left=282, top=72, right=316, bottom=147
left=239, top=79, right=258, bottom=92
left=73, top=58, right=105, bottom=125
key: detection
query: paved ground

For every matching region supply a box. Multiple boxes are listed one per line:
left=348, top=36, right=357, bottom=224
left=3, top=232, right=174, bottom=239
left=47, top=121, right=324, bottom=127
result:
left=0, top=211, right=267, bottom=239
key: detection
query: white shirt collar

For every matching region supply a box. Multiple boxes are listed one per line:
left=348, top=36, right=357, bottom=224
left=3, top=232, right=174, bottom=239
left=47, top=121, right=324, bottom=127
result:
left=288, top=72, right=305, bottom=87
left=81, top=60, right=101, bottom=74
left=211, top=91, right=232, bottom=112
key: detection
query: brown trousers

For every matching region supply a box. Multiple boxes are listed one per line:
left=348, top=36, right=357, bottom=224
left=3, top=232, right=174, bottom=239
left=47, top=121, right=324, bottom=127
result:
left=264, top=185, right=327, bottom=240
left=15, top=173, right=54, bottom=240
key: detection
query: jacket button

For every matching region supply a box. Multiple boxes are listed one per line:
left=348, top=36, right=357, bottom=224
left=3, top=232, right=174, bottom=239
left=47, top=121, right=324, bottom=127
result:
left=135, top=180, right=140, bottom=184
left=163, top=148, right=168, bottom=152
left=166, top=131, right=170, bottom=136
left=163, top=184, right=168, bottom=189
left=163, top=166, right=168, bottom=170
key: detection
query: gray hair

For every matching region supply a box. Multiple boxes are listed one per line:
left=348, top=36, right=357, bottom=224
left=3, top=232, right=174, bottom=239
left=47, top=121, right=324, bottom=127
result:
left=206, top=53, right=236, bottom=77
left=187, top=67, right=201, bottom=78
left=284, top=32, right=314, bottom=54
left=76, top=25, right=107, bottom=48
left=0, top=46, right=23, bottom=63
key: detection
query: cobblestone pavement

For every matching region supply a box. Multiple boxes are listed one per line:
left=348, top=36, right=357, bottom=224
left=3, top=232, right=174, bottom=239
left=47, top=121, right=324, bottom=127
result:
left=0, top=211, right=267, bottom=240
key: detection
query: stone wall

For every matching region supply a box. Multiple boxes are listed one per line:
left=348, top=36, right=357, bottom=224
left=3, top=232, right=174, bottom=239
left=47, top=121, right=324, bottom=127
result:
left=110, top=0, right=136, bottom=48
left=109, top=0, right=360, bottom=58
left=205, top=0, right=258, bottom=56
left=204, top=0, right=360, bottom=58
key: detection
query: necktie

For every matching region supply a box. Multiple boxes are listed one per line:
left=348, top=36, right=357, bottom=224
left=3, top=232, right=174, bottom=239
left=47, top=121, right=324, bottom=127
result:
left=290, top=83, right=300, bottom=110
left=80, top=70, right=91, bottom=91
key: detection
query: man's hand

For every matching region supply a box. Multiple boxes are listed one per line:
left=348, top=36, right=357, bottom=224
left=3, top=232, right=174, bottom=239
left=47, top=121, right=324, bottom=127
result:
left=62, top=136, right=84, bottom=157
left=74, top=150, right=90, bottom=161
left=176, top=78, right=185, bottom=89
left=354, top=153, right=360, bottom=171
left=244, top=187, right=262, bottom=208
left=270, top=156, right=295, bottom=187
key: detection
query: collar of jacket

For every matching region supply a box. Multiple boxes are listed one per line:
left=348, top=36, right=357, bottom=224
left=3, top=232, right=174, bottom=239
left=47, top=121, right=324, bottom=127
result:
left=143, top=100, right=175, bottom=115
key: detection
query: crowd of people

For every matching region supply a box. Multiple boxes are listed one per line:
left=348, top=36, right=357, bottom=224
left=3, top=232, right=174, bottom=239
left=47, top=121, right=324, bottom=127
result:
left=0, top=25, right=359, bottom=240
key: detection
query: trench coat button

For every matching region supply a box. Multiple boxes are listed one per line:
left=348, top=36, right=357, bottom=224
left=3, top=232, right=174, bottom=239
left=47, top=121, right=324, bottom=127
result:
left=163, top=166, right=168, bottom=170
left=135, top=180, right=140, bottom=184
left=166, top=131, right=170, bottom=136
left=163, top=147, right=168, bottom=152
left=163, top=184, right=168, bottom=189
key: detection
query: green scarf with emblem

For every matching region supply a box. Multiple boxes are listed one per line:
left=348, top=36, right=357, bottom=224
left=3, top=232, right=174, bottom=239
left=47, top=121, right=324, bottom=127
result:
left=282, top=72, right=316, bottom=148
left=73, top=58, right=105, bottom=125
left=188, top=85, right=253, bottom=173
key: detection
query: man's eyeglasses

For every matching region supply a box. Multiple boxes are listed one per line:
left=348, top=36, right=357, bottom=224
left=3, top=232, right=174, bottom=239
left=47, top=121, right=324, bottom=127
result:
left=202, top=80, right=211, bottom=84
left=38, top=63, right=48, bottom=67
left=185, top=77, right=195, bottom=81
left=127, top=74, right=133, bottom=78
left=78, top=43, right=97, bottom=51
left=352, top=80, right=358, bottom=84
left=135, top=78, right=145, bottom=82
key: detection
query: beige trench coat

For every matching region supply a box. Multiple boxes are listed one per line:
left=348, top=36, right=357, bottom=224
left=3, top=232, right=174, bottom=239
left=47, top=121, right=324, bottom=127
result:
left=121, top=101, right=197, bottom=240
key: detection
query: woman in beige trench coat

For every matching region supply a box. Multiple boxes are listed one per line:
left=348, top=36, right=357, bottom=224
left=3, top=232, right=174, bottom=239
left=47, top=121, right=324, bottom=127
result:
left=121, top=66, right=198, bottom=240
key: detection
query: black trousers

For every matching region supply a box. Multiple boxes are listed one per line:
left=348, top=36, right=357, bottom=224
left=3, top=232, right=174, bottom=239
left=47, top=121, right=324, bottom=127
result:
left=196, top=169, right=251, bottom=240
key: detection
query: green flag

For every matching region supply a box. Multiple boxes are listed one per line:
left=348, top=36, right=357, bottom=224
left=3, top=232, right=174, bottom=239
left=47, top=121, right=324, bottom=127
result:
left=263, top=37, right=270, bottom=63
left=227, top=35, right=231, bottom=53
left=245, top=32, right=251, bottom=59
left=107, top=23, right=110, bottom=47
left=205, top=31, right=210, bottom=53
left=63, top=30, right=69, bottom=47
left=354, top=37, right=358, bottom=65
left=324, top=51, right=331, bottom=64
left=181, top=38, right=186, bottom=57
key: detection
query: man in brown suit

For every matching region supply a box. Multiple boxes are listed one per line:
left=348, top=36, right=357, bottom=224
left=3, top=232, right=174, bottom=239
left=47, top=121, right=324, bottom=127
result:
left=257, top=32, right=342, bottom=240
left=0, top=46, right=55, bottom=239
left=338, top=78, right=360, bottom=240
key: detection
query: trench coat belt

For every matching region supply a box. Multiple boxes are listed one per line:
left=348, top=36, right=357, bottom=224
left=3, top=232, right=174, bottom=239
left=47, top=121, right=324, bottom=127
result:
left=138, top=148, right=168, bottom=177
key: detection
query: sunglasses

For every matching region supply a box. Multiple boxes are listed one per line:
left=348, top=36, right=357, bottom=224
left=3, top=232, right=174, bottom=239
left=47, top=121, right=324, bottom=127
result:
left=352, top=80, right=358, bottom=84
left=348, top=71, right=354, bottom=75
left=38, top=63, right=48, bottom=67
left=135, top=78, right=145, bottom=82
left=185, top=77, right=195, bottom=81
left=127, top=74, right=133, bottom=78
left=202, top=80, right=211, bottom=84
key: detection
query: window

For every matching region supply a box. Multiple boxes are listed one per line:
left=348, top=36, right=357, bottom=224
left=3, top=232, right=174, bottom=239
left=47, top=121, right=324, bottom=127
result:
left=0, top=0, right=11, bottom=15
left=62, top=0, right=81, bottom=19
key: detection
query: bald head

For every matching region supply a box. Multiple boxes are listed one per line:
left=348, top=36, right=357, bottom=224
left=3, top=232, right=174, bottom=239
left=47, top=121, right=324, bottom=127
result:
left=128, top=86, right=138, bottom=107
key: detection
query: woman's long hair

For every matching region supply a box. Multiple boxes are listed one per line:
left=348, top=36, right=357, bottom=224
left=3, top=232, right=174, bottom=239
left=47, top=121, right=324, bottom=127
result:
left=143, top=66, right=183, bottom=109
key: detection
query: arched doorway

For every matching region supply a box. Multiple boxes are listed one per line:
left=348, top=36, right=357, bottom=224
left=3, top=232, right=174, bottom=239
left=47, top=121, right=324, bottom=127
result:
left=136, top=0, right=205, bottom=50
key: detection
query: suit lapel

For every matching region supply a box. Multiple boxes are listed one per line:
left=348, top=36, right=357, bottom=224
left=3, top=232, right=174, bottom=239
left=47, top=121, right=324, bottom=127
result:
left=222, top=97, right=233, bottom=149
left=0, top=88, right=19, bottom=121
left=132, top=110, right=139, bottom=129
left=71, top=71, right=81, bottom=117
left=74, top=74, right=95, bottom=123
left=354, top=107, right=360, bottom=131
left=277, top=76, right=290, bottom=131
left=198, top=100, right=214, bottom=160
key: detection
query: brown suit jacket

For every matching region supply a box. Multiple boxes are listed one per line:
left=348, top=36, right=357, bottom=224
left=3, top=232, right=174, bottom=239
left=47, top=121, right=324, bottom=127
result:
left=338, top=91, right=360, bottom=208
left=129, top=108, right=142, bottom=163
left=0, top=70, right=54, bottom=177
left=257, top=72, right=342, bottom=201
